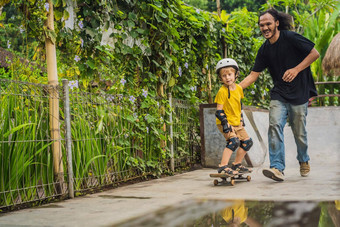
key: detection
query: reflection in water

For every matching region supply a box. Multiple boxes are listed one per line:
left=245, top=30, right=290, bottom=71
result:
left=182, top=200, right=340, bottom=227
left=219, top=200, right=261, bottom=227
left=115, top=200, right=340, bottom=227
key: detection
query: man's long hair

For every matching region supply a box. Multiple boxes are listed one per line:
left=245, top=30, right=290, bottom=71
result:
left=259, top=8, right=293, bottom=31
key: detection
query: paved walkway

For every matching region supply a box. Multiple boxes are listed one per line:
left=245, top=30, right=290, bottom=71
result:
left=0, top=107, right=339, bottom=226
left=0, top=166, right=339, bottom=227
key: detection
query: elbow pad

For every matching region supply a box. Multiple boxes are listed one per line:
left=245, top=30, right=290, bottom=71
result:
left=215, top=110, right=227, bottom=122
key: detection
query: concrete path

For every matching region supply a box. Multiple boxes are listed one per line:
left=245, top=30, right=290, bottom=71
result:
left=0, top=107, right=339, bottom=226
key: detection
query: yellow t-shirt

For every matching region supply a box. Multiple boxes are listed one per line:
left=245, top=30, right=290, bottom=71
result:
left=220, top=201, right=248, bottom=224
left=215, top=84, right=244, bottom=126
left=335, top=200, right=340, bottom=210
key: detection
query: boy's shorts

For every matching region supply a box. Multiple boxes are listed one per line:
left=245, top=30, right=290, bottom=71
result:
left=217, top=124, right=249, bottom=141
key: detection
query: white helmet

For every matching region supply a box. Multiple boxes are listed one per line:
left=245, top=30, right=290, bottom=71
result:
left=215, top=58, right=239, bottom=74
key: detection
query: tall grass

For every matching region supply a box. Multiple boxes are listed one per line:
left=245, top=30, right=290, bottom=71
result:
left=1, top=79, right=199, bottom=208
left=67, top=90, right=173, bottom=192
left=0, top=80, right=57, bottom=208
left=171, top=98, right=198, bottom=168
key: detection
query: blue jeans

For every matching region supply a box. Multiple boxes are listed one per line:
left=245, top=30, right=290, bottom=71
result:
left=268, top=100, right=310, bottom=172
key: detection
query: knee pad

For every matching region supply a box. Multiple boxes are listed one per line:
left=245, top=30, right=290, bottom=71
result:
left=240, top=138, right=253, bottom=151
left=226, top=137, right=240, bottom=152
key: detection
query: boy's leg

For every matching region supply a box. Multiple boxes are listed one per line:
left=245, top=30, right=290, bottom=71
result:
left=220, top=147, right=233, bottom=166
left=216, top=125, right=239, bottom=174
left=234, top=147, right=247, bottom=164
left=232, top=146, right=252, bottom=173
left=232, top=126, right=253, bottom=173
left=268, top=100, right=288, bottom=172
left=218, top=145, right=239, bottom=175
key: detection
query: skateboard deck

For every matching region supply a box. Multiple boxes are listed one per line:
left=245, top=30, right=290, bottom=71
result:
left=209, top=172, right=251, bottom=186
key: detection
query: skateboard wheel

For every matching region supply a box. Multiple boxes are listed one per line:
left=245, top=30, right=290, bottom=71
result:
left=247, top=175, right=251, bottom=181
left=230, top=179, right=235, bottom=186
left=213, top=179, right=219, bottom=186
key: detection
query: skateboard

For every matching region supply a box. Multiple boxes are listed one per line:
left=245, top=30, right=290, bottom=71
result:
left=209, top=172, right=251, bottom=186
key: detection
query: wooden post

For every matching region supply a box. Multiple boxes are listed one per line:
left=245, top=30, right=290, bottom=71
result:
left=216, top=0, right=221, bottom=17
left=216, top=0, right=227, bottom=57
left=169, top=93, right=174, bottom=172
left=208, top=69, right=213, bottom=104
left=45, top=0, right=64, bottom=193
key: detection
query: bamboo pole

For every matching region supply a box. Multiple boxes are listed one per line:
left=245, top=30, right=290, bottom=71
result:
left=216, top=0, right=221, bottom=17
left=216, top=0, right=227, bottom=57
left=45, top=0, right=64, bottom=193
left=208, top=69, right=213, bottom=104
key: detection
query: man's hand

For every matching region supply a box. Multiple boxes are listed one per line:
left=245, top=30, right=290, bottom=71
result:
left=282, top=68, right=299, bottom=82
left=282, top=48, right=319, bottom=83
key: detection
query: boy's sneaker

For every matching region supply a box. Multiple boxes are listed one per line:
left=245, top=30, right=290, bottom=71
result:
left=299, top=162, right=310, bottom=177
left=231, top=163, right=252, bottom=173
left=262, top=168, right=284, bottom=181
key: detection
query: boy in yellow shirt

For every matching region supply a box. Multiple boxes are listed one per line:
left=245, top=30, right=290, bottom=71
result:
left=214, top=58, right=253, bottom=175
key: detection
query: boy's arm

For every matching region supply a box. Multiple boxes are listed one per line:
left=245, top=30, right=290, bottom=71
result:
left=216, top=104, right=232, bottom=133
left=239, top=71, right=261, bottom=89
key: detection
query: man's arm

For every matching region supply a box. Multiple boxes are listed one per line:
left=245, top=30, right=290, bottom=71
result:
left=282, top=47, right=320, bottom=82
left=239, top=71, right=261, bottom=90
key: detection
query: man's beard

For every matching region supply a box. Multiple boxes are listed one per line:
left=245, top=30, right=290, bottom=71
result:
left=263, top=25, right=278, bottom=40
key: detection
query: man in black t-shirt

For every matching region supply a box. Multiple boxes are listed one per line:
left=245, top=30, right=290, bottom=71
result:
left=240, top=8, right=319, bottom=181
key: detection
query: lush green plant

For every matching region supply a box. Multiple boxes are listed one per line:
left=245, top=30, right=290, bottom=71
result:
left=207, top=0, right=267, bottom=12
left=0, top=81, right=55, bottom=207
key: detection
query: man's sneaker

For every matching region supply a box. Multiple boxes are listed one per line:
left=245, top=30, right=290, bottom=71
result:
left=262, top=168, right=284, bottom=181
left=299, top=161, right=310, bottom=177
left=231, top=163, right=252, bottom=173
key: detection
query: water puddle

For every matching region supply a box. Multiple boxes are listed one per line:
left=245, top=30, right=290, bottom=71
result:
left=115, top=199, right=340, bottom=227
left=98, top=195, right=151, bottom=199
left=33, top=204, right=64, bottom=209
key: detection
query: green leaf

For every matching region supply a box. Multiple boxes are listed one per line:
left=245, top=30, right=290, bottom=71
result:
left=63, top=9, right=70, bottom=20
left=54, top=10, right=63, bottom=21
left=169, top=77, right=176, bottom=87
left=45, top=29, right=57, bottom=44
left=85, top=28, right=96, bottom=38
left=130, top=30, right=139, bottom=38
left=170, top=27, right=180, bottom=39
left=147, top=22, right=158, bottom=30
left=159, top=134, right=166, bottom=140
left=136, top=28, right=147, bottom=34
left=95, top=117, right=104, bottom=134
left=86, top=59, right=96, bottom=69
left=127, top=20, right=135, bottom=28
left=148, top=3, right=162, bottom=12
left=128, top=12, right=137, bottom=20
left=159, top=12, right=168, bottom=19
left=3, top=123, right=35, bottom=138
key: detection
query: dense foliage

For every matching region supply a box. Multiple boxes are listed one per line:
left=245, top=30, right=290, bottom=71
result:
left=207, top=0, right=266, bottom=12
left=0, top=0, right=272, bottom=108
